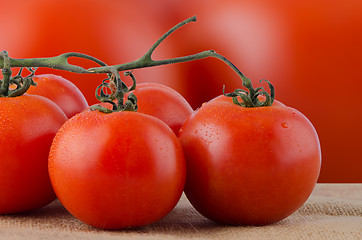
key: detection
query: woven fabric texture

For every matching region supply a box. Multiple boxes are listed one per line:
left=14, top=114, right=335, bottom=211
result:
left=0, top=184, right=361, bottom=240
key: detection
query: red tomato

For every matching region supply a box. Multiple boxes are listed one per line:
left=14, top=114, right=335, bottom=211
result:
left=89, top=82, right=193, bottom=135
left=49, top=110, right=186, bottom=229
left=158, top=0, right=362, bottom=182
left=27, top=74, right=88, bottom=118
left=0, top=94, right=67, bottom=213
left=179, top=94, right=321, bottom=225
left=126, top=83, right=193, bottom=135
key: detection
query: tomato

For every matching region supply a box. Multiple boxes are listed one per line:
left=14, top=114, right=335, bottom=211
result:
left=158, top=0, right=362, bottom=182
left=90, top=82, right=193, bottom=135
left=0, top=94, right=67, bottom=213
left=126, top=83, right=193, bottom=135
left=178, top=91, right=321, bottom=225
left=27, top=74, right=88, bottom=118
left=48, top=110, right=186, bottom=229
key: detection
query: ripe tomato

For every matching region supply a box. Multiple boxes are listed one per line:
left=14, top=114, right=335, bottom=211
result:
left=0, top=94, right=67, bottom=213
left=126, top=83, right=193, bottom=135
left=49, top=110, right=186, bottom=229
left=90, top=82, right=193, bottom=135
left=27, top=74, right=88, bottom=118
left=148, top=0, right=362, bottom=182
left=179, top=92, right=321, bottom=225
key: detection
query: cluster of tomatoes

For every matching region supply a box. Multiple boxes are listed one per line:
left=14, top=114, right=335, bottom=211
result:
left=3, top=0, right=362, bottom=182
left=0, top=70, right=321, bottom=229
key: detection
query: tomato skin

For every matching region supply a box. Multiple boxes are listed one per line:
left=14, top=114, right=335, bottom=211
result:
left=126, top=83, right=193, bottom=135
left=49, top=110, right=186, bottom=229
left=0, top=94, right=67, bottom=214
left=27, top=74, right=88, bottom=118
left=179, top=97, right=321, bottom=225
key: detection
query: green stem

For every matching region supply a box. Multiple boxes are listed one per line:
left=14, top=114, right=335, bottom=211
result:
left=0, top=52, right=108, bottom=73
left=0, top=16, right=248, bottom=81
left=143, top=15, right=196, bottom=61
left=89, top=50, right=220, bottom=73
left=0, top=51, right=12, bottom=96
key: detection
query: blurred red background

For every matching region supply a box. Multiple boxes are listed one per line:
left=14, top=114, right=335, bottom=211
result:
left=1, top=0, right=361, bottom=182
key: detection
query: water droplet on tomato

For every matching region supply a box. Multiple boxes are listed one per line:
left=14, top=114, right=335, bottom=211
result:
left=281, top=122, right=288, bottom=128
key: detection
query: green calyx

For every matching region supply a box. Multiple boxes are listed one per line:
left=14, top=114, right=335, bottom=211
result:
left=223, top=77, right=275, bottom=108
left=90, top=70, right=138, bottom=113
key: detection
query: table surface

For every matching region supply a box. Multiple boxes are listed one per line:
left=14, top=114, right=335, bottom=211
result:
left=0, top=184, right=361, bottom=240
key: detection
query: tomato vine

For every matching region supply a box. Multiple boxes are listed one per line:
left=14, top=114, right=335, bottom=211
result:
left=0, top=15, right=273, bottom=109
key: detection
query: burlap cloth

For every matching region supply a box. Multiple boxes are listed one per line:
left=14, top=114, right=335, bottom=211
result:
left=0, top=184, right=361, bottom=240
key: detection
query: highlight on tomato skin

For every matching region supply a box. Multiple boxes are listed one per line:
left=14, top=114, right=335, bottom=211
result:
left=48, top=110, right=186, bottom=230
left=178, top=93, right=321, bottom=225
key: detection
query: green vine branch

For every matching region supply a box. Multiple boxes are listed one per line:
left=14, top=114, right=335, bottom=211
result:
left=0, top=16, right=245, bottom=79
left=0, top=15, right=274, bottom=108
left=0, top=52, right=108, bottom=73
